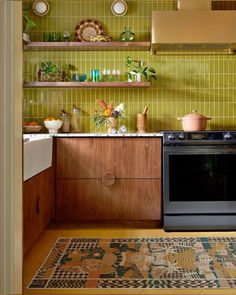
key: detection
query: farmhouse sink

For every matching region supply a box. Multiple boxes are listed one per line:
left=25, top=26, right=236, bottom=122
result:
left=23, top=136, right=53, bottom=181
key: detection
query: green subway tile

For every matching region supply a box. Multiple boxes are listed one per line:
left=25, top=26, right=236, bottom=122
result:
left=23, top=0, right=236, bottom=132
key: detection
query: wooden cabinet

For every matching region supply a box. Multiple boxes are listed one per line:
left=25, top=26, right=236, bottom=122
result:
left=23, top=167, right=54, bottom=254
left=56, top=138, right=162, bottom=222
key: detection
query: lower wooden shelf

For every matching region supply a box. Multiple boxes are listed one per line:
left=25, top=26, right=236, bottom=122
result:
left=23, top=81, right=151, bottom=88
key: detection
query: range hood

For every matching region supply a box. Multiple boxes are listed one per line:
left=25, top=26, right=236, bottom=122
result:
left=151, top=0, right=236, bottom=54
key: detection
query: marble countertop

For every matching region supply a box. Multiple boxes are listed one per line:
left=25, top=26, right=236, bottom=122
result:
left=23, top=132, right=163, bottom=141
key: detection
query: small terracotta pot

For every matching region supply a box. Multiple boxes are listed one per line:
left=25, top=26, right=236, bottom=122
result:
left=178, top=110, right=211, bottom=132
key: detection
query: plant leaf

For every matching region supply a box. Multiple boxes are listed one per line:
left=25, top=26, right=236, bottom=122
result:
left=143, top=72, right=148, bottom=80
left=148, top=67, right=156, bottom=73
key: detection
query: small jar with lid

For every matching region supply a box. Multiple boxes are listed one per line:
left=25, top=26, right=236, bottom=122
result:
left=71, top=106, right=82, bottom=133
left=119, top=27, right=135, bottom=42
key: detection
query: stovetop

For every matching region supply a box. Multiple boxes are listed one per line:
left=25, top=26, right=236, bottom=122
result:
left=162, top=130, right=236, bottom=145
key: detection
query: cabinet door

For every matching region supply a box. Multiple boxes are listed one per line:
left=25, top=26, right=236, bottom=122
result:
left=115, top=138, right=161, bottom=178
left=56, top=138, right=161, bottom=179
left=23, top=177, right=42, bottom=254
left=56, top=179, right=161, bottom=221
left=56, top=138, right=116, bottom=178
left=23, top=167, right=54, bottom=254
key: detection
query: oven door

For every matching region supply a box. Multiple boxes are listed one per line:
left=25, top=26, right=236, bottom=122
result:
left=163, top=145, right=236, bottom=214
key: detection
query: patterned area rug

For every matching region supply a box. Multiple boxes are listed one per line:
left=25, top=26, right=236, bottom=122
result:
left=28, top=237, right=236, bottom=289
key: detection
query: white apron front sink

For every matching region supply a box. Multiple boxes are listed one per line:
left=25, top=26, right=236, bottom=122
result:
left=24, top=136, right=53, bottom=181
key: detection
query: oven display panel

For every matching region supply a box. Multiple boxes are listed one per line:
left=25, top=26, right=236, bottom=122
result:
left=191, top=133, right=202, bottom=140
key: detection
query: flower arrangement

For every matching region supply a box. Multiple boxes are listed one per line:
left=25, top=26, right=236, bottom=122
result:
left=94, top=100, right=125, bottom=129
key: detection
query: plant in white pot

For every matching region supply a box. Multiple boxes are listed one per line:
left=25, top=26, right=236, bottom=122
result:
left=23, top=7, right=36, bottom=43
left=125, top=56, right=157, bottom=82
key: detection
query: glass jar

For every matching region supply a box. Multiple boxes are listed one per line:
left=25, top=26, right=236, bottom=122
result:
left=60, top=113, right=70, bottom=133
left=119, top=27, right=135, bottom=42
left=71, top=106, right=81, bottom=133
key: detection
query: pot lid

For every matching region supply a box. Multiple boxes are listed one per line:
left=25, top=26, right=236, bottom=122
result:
left=181, top=110, right=211, bottom=120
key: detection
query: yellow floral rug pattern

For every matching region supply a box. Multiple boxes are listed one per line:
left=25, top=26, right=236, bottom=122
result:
left=28, top=237, right=236, bottom=289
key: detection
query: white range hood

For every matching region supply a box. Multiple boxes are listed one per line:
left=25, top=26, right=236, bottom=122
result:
left=151, top=0, right=236, bottom=53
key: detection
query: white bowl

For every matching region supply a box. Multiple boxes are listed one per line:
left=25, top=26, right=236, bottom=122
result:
left=44, top=119, right=62, bottom=134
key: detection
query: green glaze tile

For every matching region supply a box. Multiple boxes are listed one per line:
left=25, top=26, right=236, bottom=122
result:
left=23, top=0, right=236, bottom=132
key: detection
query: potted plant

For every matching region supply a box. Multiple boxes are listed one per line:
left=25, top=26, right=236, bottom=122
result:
left=94, top=100, right=125, bottom=133
left=38, top=62, right=65, bottom=82
left=23, top=7, right=36, bottom=43
left=125, top=56, right=157, bottom=82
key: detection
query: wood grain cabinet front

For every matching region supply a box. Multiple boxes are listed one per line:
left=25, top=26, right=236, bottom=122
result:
left=56, top=138, right=161, bottom=178
left=56, top=179, right=161, bottom=221
left=23, top=167, right=54, bottom=254
left=55, top=138, right=162, bottom=222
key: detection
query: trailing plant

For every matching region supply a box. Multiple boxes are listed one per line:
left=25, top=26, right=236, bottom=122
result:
left=63, top=64, right=77, bottom=81
left=23, top=7, right=36, bottom=35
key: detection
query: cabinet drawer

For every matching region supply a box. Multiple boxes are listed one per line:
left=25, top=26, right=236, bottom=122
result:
left=56, top=179, right=161, bottom=221
left=56, top=138, right=161, bottom=179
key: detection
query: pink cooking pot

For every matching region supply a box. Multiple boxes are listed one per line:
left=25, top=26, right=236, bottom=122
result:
left=178, top=110, right=211, bottom=132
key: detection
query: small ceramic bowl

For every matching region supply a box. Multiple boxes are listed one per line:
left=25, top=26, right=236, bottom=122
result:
left=24, top=125, right=42, bottom=133
left=44, top=119, right=62, bottom=134
left=72, top=73, right=87, bottom=82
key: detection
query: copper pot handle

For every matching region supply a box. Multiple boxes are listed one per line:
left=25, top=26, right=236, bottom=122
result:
left=101, top=171, right=115, bottom=186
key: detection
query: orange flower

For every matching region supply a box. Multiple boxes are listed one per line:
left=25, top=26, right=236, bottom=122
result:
left=103, top=109, right=112, bottom=117
left=108, top=101, right=113, bottom=110
left=97, top=100, right=107, bottom=110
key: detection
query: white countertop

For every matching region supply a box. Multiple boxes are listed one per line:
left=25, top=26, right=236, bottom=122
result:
left=23, top=132, right=163, bottom=141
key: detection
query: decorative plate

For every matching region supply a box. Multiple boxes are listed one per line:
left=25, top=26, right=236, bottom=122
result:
left=111, top=0, right=128, bottom=16
left=32, top=0, right=50, bottom=16
left=75, top=19, right=104, bottom=42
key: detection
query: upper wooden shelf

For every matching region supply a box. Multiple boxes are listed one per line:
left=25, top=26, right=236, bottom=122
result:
left=23, top=81, right=151, bottom=88
left=23, top=41, right=150, bottom=51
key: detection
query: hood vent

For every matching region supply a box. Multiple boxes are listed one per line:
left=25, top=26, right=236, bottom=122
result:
left=151, top=0, right=236, bottom=54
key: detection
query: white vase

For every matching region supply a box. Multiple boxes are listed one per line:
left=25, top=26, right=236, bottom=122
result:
left=128, top=72, right=142, bottom=82
left=23, top=33, right=30, bottom=43
left=136, top=73, right=142, bottom=82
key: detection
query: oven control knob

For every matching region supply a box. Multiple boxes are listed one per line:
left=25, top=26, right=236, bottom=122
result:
left=224, top=132, right=232, bottom=140
left=178, top=133, right=185, bottom=140
left=167, top=134, right=175, bottom=140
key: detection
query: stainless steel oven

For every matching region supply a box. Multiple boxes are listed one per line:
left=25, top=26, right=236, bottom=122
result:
left=163, top=131, right=236, bottom=230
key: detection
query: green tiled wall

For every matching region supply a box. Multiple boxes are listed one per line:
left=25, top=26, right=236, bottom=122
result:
left=23, top=0, right=236, bottom=132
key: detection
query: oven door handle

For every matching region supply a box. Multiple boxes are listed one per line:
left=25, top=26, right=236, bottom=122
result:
left=164, top=145, right=236, bottom=155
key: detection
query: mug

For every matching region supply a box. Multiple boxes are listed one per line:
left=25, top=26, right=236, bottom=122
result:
left=51, top=32, right=61, bottom=42
left=43, top=32, right=51, bottom=42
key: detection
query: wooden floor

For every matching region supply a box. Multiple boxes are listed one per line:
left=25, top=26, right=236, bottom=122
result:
left=23, top=225, right=236, bottom=295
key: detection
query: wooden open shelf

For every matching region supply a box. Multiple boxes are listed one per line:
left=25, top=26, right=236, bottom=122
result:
left=23, top=81, right=151, bottom=88
left=23, top=41, right=150, bottom=51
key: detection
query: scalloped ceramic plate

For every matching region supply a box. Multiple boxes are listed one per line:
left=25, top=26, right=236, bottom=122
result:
left=75, top=19, right=104, bottom=42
